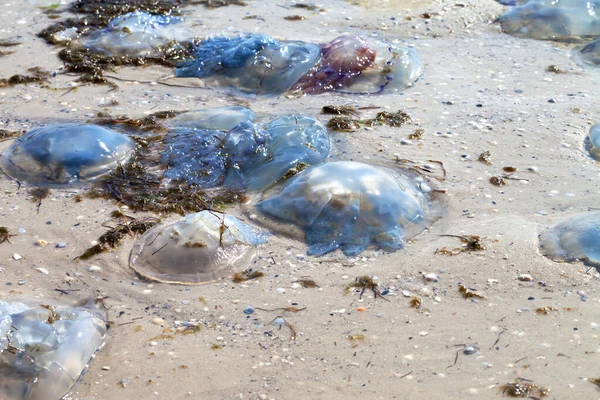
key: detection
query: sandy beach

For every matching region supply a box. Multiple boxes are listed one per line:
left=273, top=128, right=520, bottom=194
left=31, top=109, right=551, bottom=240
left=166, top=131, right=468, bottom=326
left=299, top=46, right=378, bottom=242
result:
left=1, top=0, right=600, bottom=399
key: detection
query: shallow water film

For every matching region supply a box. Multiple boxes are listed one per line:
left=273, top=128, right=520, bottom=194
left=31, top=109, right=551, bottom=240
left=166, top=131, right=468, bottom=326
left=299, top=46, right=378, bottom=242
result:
left=257, top=161, right=431, bottom=256
left=129, top=210, right=268, bottom=284
left=0, top=299, right=107, bottom=400
left=162, top=115, right=329, bottom=190
left=0, top=124, right=135, bottom=186
left=539, top=213, right=600, bottom=266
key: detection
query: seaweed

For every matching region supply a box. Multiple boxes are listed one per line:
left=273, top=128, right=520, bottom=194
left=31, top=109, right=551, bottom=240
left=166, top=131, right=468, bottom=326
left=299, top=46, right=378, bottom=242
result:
left=436, top=234, right=486, bottom=255
left=535, top=306, right=557, bottom=315
left=458, top=285, right=486, bottom=300
left=345, top=275, right=389, bottom=301
left=29, top=187, right=51, bottom=214
left=77, top=216, right=159, bottom=260
left=326, top=110, right=411, bottom=132
left=69, top=0, right=182, bottom=21
left=293, top=278, right=319, bottom=288
left=409, top=128, right=424, bottom=140
left=93, top=110, right=183, bottom=133
left=500, top=379, right=549, bottom=398
left=284, top=15, right=305, bottom=20
left=321, top=105, right=358, bottom=116
left=232, top=269, right=264, bottom=283
left=0, top=67, right=51, bottom=88
left=188, top=0, right=247, bottom=7
left=0, top=227, right=16, bottom=245
left=546, top=65, right=564, bottom=74
left=478, top=151, right=492, bottom=165
left=0, top=129, right=22, bottom=142
left=292, top=3, right=320, bottom=11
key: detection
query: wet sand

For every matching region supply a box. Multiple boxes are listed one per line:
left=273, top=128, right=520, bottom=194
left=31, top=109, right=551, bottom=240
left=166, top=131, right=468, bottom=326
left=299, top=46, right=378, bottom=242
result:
left=1, top=0, right=600, bottom=399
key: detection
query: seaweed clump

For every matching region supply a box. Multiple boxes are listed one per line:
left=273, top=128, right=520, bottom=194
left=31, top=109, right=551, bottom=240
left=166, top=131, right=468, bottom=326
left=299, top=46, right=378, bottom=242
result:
left=77, top=216, right=159, bottom=260
left=0, top=67, right=51, bottom=88
left=0, top=227, right=16, bottom=245
left=345, top=276, right=389, bottom=301
left=232, top=269, right=264, bottom=283
left=500, top=379, right=549, bottom=398
left=326, top=110, right=412, bottom=132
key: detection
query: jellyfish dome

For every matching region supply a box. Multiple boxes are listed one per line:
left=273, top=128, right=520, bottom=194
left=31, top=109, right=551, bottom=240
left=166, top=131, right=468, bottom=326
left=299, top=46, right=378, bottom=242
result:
left=129, top=211, right=268, bottom=284
left=539, top=212, right=600, bottom=266
left=0, top=123, right=135, bottom=186
left=257, top=161, right=433, bottom=256
left=0, top=298, right=107, bottom=400
left=166, top=106, right=255, bottom=131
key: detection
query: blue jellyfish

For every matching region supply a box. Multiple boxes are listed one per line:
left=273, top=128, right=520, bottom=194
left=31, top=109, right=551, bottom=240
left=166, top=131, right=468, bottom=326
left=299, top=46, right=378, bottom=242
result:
left=257, top=161, right=432, bottom=256
left=175, top=33, right=321, bottom=95
left=539, top=212, right=600, bottom=266
left=0, top=124, right=135, bottom=186
left=588, top=123, right=600, bottom=159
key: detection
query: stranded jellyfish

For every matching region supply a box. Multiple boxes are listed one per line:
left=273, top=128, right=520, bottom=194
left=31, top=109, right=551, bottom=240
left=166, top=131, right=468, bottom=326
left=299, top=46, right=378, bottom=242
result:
left=0, top=298, right=107, bottom=400
left=495, top=0, right=600, bottom=40
left=292, top=35, right=422, bottom=95
left=165, top=106, right=255, bottom=131
left=175, top=34, right=321, bottom=95
left=0, top=124, right=135, bottom=186
left=539, top=213, right=600, bottom=266
left=161, top=115, right=329, bottom=190
left=588, top=123, right=600, bottom=159
left=82, top=11, right=192, bottom=57
left=174, top=33, right=421, bottom=95
left=257, top=161, right=434, bottom=256
left=581, top=38, right=600, bottom=64
left=129, top=211, right=268, bottom=284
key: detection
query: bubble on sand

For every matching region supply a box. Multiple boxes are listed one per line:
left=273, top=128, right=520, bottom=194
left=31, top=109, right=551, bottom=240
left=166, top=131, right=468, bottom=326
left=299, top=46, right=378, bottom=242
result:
left=129, top=211, right=268, bottom=284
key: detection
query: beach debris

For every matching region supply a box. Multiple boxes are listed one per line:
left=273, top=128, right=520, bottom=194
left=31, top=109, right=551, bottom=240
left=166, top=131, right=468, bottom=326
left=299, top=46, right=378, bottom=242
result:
left=345, top=276, right=389, bottom=301
left=436, top=234, right=486, bottom=255
left=292, top=3, right=321, bottom=11
left=448, top=344, right=479, bottom=368
left=495, top=0, right=600, bottom=41
left=409, top=128, right=424, bottom=140
left=589, top=377, right=600, bottom=388
left=326, top=110, right=412, bottom=132
left=284, top=15, right=305, bottom=20
left=129, top=211, right=268, bottom=284
left=348, top=333, right=365, bottom=347
left=165, top=106, right=254, bottom=131
left=535, top=306, right=557, bottom=315
left=459, top=285, right=486, bottom=300
left=0, top=227, right=16, bottom=245
left=518, top=273, right=534, bottom=282
left=232, top=269, right=265, bottom=283
left=243, top=305, right=255, bottom=315
left=77, top=216, right=158, bottom=260
left=0, top=67, right=51, bottom=88
left=293, top=278, right=319, bottom=288
left=0, top=298, right=107, bottom=400
left=500, top=378, right=549, bottom=398
left=258, top=161, right=436, bottom=256
left=545, top=64, right=565, bottom=73
left=0, top=129, right=22, bottom=142
left=163, top=115, right=329, bottom=191
left=503, top=166, right=517, bottom=173
left=270, top=316, right=296, bottom=340
left=581, top=38, right=600, bottom=64
left=0, top=124, right=135, bottom=187
left=539, top=212, right=600, bottom=267
left=478, top=151, right=492, bottom=165
left=321, top=105, right=358, bottom=116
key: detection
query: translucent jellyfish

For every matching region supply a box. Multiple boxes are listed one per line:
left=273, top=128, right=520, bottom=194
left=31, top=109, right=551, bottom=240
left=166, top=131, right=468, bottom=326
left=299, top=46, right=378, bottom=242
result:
left=0, top=124, right=135, bottom=186
left=175, top=34, right=321, bottom=95
left=292, top=35, right=423, bottom=95
left=539, top=213, right=600, bottom=266
left=257, top=161, right=433, bottom=256
left=166, top=106, right=255, bottom=131
left=161, top=128, right=227, bottom=187
left=161, top=115, right=329, bottom=190
left=580, top=38, right=600, bottom=64
left=129, top=211, right=268, bottom=284
left=82, top=11, right=192, bottom=57
left=223, top=116, right=330, bottom=190
left=0, top=298, right=107, bottom=400
left=495, top=0, right=600, bottom=40
left=588, top=123, right=600, bottom=159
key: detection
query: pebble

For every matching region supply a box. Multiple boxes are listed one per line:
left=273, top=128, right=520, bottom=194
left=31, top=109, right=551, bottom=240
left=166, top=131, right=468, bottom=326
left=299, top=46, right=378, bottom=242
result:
left=35, top=267, right=49, bottom=275
left=423, top=272, right=439, bottom=282
left=419, top=331, right=428, bottom=336
left=56, top=242, right=67, bottom=248
left=463, top=345, right=477, bottom=355
left=13, top=254, right=22, bottom=260
left=88, top=265, right=102, bottom=272
left=152, top=317, right=165, bottom=325
left=244, top=305, right=255, bottom=315
left=17, top=280, right=25, bottom=285
left=518, top=274, right=534, bottom=282
left=101, top=366, right=110, bottom=371
left=35, top=239, right=48, bottom=247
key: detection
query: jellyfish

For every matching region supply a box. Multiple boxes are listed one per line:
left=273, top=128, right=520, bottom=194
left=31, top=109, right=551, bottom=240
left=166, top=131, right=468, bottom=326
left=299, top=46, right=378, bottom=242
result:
left=257, top=161, right=434, bottom=256
left=291, top=35, right=423, bottom=94
left=539, top=212, right=600, bottom=266
left=495, top=0, right=600, bottom=40
left=129, top=210, right=268, bottom=284
left=165, top=106, right=255, bottom=131
left=0, top=123, right=135, bottom=186
left=580, top=37, right=600, bottom=64
left=82, top=11, right=192, bottom=57
left=175, top=33, right=321, bottom=95
left=0, top=298, right=107, bottom=400
left=588, top=123, right=600, bottom=159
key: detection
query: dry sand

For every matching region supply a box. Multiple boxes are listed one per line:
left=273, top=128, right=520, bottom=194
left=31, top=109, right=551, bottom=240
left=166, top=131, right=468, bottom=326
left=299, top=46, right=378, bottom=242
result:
left=1, top=0, right=600, bottom=399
